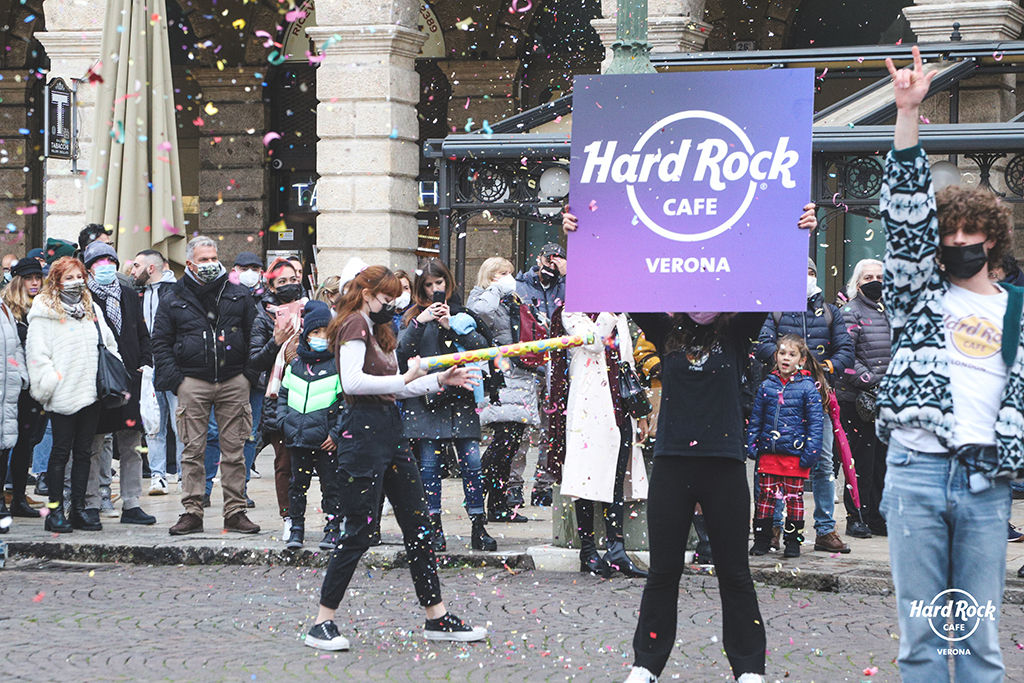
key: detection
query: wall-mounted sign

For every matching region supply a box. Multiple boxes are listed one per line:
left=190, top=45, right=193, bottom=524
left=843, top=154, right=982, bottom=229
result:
left=292, top=181, right=317, bottom=211
left=45, top=78, right=73, bottom=159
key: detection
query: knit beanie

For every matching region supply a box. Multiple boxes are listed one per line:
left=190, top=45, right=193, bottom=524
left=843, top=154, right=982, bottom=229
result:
left=302, top=300, right=332, bottom=336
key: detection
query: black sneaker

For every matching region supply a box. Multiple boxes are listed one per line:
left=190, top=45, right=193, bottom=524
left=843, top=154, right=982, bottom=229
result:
left=424, top=612, right=487, bottom=642
left=202, top=493, right=211, bottom=508
left=506, top=486, right=525, bottom=508
left=846, top=519, right=873, bottom=539
left=320, top=528, right=342, bottom=550
left=305, top=620, right=350, bottom=651
left=121, top=507, right=157, bottom=525
left=531, top=488, right=552, bottom=507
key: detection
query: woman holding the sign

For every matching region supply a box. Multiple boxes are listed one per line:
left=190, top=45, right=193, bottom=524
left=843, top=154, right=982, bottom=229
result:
left=564, top=203, right=817, bottom=683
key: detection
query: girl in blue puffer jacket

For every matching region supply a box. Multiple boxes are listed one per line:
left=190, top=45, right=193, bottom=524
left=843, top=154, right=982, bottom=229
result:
left=747, top=334, right=827, bottom=558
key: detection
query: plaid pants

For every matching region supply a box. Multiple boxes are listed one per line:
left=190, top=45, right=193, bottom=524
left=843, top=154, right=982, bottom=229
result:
left=754, top=473, right=804, bottom=521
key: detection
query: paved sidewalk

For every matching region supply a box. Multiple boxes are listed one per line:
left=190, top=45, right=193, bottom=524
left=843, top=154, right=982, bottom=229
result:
left=8, top=447, right=1024, bottom=600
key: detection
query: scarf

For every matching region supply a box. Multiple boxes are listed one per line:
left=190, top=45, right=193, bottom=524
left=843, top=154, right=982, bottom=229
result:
left=59, top=291, right=86, bottom=320
left=184, top=268, right=226, bottom=321
left=88, top=278, right=123, bottom=335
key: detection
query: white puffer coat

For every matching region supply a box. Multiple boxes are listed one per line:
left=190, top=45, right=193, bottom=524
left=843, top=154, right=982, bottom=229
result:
left=27, top=298, right=120, bottom=416
left=0, top=303, right=27, bottom=448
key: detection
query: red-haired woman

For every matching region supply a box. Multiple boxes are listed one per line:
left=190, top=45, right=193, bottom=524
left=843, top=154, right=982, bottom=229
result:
left=26, top=256, right=120, bottom=533
left=305, top=265, right=486, bottom=651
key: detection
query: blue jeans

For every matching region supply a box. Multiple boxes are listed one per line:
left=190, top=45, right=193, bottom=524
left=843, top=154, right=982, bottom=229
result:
left=205, top=407, right=219, bottom=496
left=772, top=422, right=835, bottom=534
left=32, top=419, right=52, bottom=475
left=881, top=440, right=1009, bottom=683
left=418, top=438, right=485, bottom=515
left=244, top=389, right=262, bottom=483
left=148, top=390, right=183, bottom=479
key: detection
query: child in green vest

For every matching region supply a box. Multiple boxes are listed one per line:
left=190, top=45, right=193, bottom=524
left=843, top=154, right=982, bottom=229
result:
left=278, top=300, right=343, bottom=550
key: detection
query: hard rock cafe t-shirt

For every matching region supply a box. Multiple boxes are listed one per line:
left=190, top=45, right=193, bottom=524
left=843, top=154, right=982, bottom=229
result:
left=893, top=283, right=1008, bottom=452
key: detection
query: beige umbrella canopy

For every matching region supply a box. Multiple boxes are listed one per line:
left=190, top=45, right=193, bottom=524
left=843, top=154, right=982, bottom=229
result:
left=87, top=0, right=185, bottom=267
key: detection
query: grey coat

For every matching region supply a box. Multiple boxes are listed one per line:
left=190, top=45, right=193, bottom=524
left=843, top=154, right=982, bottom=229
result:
left=834, top=293, right=892, bottom=402
left=0, top=304, right=27, bottom=449
left=467, top=285, right=541, bottom=427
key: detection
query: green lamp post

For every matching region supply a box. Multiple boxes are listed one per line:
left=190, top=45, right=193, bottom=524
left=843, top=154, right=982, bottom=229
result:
left=604, top=0, right=656, bottom=75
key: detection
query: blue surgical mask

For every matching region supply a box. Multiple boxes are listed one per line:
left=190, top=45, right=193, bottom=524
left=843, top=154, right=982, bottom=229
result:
left=308, top=337, right=328, bottom=352
left=94, top=264, right=118, bottom=286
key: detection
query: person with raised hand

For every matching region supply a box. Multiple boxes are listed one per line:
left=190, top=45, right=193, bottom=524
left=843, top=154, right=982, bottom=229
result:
left=875, top=45, right=1023, bottom=683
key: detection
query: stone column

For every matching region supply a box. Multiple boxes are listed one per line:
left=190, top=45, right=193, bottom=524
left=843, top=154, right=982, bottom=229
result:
left=593, top=0, right=711, bottom=72
left=37, top=0, right=106, bottom=245
left=191, top=68, right=269, bottom=265
left=306, top=0, right=426, bottom=278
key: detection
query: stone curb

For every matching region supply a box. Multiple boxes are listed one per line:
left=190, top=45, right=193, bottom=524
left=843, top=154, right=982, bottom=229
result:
left=8, top=539, right=1024, bottom=604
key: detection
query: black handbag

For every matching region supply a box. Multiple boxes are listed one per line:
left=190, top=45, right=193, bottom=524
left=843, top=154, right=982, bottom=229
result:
left=617, top=361, right=652, bottom=419
left=855, top=389, right=876, bottom=423
left=93, top=317, right=130, bottom=409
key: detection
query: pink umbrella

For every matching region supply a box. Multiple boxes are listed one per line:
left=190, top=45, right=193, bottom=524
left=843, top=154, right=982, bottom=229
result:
left=826, top=392, right=861, bottom=509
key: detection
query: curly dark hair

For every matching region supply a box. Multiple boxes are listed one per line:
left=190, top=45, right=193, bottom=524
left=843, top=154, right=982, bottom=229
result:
left=936, top=186, right=1013, bottom=271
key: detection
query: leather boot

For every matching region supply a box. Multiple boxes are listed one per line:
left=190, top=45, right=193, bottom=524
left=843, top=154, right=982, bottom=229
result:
left=69, top=502, right=102, bottom=531
left=285, top=524, right=304, bottom=550
left=470, top=513, right=497, bottom=551
left=430, top=513, right=446, bottom=553
left=44, top=502, right=73, bottom=533
left=693, top=513, right=713, bottom=564
left=783, top=518, right=804, bottom=558
left=749, top=517, right=773, bottom=556
left=10, top=495, right=40, bottom=518
left=576, top=499, right=609, bottom=576
left=604, top=540, right=649, bottom=578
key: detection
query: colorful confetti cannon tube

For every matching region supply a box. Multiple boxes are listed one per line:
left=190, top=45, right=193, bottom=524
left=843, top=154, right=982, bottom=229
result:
left=418, top=333, right=596, bottom=371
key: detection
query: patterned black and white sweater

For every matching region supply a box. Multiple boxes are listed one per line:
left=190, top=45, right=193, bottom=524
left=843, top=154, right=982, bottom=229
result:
left=876, top=144, right=1024, bottom=478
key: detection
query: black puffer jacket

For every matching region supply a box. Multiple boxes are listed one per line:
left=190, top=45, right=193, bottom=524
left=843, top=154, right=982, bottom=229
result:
left=151, top=273, right=256, bottom=393
left=397, top=295, right=489, bottom=440
left=834, top=293, right=891, bottom=402
left=277, top=344, right=344, bottom=450
left=249, top=290, right=305, bottom=437
left=93, top=284, right=152, bottom=434
left=755, top=291, right=855, bottom=378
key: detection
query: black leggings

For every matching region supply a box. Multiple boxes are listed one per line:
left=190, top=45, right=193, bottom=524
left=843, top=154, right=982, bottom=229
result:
left=0, top=391, right=46, bottom=499
left=839, top=400, right=887, bottom=529
left=632, top=456, right=765, bottom=678
left=482, top=422, right=527, bottom=508
left=288, top=447, right=341, bottom=529
left=48, top=402, right=101, bottom=506
left=319, top=405, right=441, bottom=611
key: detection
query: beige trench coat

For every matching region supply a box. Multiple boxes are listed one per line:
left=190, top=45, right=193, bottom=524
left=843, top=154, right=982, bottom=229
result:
left=560, top=311, right=648, bottom=503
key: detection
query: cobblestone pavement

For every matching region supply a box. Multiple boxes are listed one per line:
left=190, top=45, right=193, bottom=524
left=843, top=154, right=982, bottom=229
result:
left=5, top=560, right=1024, bottom=683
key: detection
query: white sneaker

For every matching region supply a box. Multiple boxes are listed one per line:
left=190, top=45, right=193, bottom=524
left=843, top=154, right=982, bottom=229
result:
left=624, top=666, right=658, bottom=683
left=249, top=467, right=261, bottom=479
left=149, top=478, right=168, bottom=496
left=283, top=517, right=292, bottom=538
left=166, top=473, right=178, bottom=484
left=99, top=496, right=119, bottom=518
left=382, top=497, right=394, bottom=516
left=736, top=674, right=765, bottom=683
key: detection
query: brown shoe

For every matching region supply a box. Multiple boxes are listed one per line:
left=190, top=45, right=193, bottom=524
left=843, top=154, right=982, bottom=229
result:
left=814, top=530, right=851, bottom=554
left=225, top=511, right=260, bottom=534
left=770, top=526, right=782, bottom=551
left=169, top=512, right=203, bottom=536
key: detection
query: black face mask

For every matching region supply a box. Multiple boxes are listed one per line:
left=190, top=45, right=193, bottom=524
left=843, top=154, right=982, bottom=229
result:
left=368, top=307, right=393, bottom=325
left=860, top=280, right=883, bottom=302
left=275, top=283, right=303, bottom=303
left=941, top=243, right=988, bottom=280
left=540, top=266, right=558, bottom=284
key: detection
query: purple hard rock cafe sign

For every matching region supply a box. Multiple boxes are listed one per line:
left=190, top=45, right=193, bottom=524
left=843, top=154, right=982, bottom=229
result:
left=566, top=69, right=814, bottom=313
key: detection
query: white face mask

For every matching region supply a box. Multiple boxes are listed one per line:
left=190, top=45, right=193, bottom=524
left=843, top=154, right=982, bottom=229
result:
left=237, top=269, right=260, bottom=289
left=496, top=273, right=517, bottom=292
left=807, top=275, right=819, bottom=298
left=394, top=291, right=411, bottom=310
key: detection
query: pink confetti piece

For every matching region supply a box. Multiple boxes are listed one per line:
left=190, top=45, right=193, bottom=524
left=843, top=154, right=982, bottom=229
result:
left=158, top=140, right=173, bottom=151
left=857, top=57, right=865, bottom=63
left=588, top=199, right=598, bottom=211
left=994, top=51, right=1005, bottom=61
left=919, top=115, right=930, bottom=124
left=161, top=218, right=180, bottom=235
left=863, top=666, right=878, bottom=676
left=254, top=30, right=274, bottom=48
left=32, top=592, right=45, bottom=603
left=306, top=50, right=324, bottom=65
left=509, top=0, right=532, bottom=12
left=262, top=131, right=281, bottom=146
left=15, top=205, right=38, bottom=215
left=285, top=8, right=306, bottom=22
left=817, top=67, right=828, bottom=81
